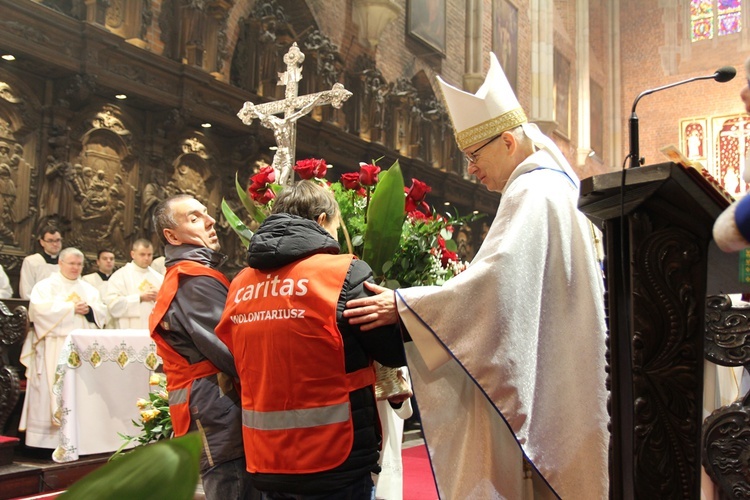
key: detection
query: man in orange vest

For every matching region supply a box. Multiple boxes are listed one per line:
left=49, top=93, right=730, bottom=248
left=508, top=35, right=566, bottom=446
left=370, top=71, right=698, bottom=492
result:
left=150, top=194, right=258, bottom=499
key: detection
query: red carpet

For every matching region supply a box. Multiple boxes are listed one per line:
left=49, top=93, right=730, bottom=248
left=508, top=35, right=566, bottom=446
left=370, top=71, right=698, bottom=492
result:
left=402, top=444, right=438, bottom=500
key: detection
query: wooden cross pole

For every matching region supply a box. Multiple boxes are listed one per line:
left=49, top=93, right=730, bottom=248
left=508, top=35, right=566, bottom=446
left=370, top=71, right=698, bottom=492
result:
left=237, top=42, right=352, bottom=186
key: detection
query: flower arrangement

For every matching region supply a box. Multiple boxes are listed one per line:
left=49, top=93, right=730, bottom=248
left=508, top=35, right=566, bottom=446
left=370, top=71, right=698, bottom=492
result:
left=223, top=157, right=480, bottom=287
left=114, top=373, right=173, bottom=456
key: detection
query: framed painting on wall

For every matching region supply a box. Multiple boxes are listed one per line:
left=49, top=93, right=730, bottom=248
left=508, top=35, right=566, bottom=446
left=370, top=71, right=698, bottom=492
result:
left=553, top=50, right=571, bottom=139
left=407, top=0, right=446, bottom=55
left=711, top=114, right=750, bottom=196
left=492, top=0, right=518, bottom=91
left=679, top=118, right=708, bottom=162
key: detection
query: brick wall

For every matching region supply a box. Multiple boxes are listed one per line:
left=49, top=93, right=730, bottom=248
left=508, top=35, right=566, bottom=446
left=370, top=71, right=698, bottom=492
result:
left=619, top=0, right=750, bottom=173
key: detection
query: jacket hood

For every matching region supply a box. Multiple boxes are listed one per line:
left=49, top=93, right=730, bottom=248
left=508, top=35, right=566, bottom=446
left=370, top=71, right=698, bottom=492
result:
left=247, top=213, right=340, bottom=270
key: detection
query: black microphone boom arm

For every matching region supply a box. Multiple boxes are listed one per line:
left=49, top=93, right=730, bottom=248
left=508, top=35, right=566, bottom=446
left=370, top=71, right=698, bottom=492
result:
left=628, top=66, right=736, bottom=169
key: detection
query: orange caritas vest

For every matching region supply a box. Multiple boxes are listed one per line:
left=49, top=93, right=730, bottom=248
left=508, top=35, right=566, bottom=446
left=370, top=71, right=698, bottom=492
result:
left=215, top=253, right=376, bottom=474
left=149, top=260, right=230, bottom=436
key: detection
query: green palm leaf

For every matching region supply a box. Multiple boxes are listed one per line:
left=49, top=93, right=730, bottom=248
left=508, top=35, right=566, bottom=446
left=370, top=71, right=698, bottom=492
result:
left=221, top=198, right=253, bottom=249
left=362, top=160, right=406, bottom=279
left=59, top=433, right=202, bottom=500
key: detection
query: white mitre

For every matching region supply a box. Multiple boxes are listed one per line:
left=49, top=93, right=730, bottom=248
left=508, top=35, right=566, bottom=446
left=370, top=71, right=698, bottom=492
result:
left=436, top=52, right=579, bottom=187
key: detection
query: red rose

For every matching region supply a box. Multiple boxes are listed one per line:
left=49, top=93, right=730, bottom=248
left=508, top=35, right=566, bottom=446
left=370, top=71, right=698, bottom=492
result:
left=359, top=164, right=381, bottom=186
left=405, top=179, right=431, bottom=214
left=407, top=210, right=429, bottom=221
left=250, top=166, right=275, bottom=187
left=249, top=185, right=275, bottom=205
left=437, top=236, right=458, bottom=268
left=407, top=178, right=431, bottom=202
left=294, top=158, right=328, bottom=180
left=340, top=172, right=362, bottom=191
left=248, top=166, right=276, bottom=205
left=441, top=248, right=458, bottom=267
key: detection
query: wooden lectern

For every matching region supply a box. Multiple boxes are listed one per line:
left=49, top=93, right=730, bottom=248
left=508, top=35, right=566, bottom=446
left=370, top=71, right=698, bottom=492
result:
left=579, top=162, right=732, bottom=499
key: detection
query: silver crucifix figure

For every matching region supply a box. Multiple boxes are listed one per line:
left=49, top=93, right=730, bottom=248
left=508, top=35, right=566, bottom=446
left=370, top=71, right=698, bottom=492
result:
left=237, top=43, right=353, bottom=186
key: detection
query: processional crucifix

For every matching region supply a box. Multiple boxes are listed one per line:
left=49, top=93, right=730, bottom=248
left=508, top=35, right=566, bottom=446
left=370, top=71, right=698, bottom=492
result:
left=237, top=43, right=352, bottom=186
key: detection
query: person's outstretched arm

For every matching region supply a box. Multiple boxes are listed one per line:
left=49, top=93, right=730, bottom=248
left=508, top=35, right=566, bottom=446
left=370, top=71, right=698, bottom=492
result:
left=344, top=281, right=399, bottom=331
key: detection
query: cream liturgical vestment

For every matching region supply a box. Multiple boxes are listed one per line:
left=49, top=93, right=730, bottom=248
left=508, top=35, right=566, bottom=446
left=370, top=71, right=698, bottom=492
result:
left=19, top=253, right=58, bottom=299
left=104, top=262, right=163, bottom=329
left=397, top=150, right=609, bottom=499
left=82, top=272, right=115, bottom=328
left=19, top=272, right=106, bottom=448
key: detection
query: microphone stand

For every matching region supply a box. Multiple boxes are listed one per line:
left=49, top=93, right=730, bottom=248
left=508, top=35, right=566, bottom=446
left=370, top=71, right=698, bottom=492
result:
left=628, top=73, right=718, bottom=169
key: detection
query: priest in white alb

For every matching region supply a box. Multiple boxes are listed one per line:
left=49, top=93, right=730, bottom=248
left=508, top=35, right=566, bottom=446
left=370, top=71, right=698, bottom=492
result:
left=105, top=238, right=163, bottom=329
left=344, top=53, right=609, bottom=499
left=19, top=247, right=106, bottom=448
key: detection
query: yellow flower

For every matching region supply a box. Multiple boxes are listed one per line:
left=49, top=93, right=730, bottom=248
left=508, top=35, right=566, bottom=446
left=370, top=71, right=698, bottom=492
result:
left=140, top=409, right=160, bottom=423
left=149, top=374, right=163, bottom=386
left=136, top=398, right=150, bottom=409
left=158, top=391, right=168, bottom=401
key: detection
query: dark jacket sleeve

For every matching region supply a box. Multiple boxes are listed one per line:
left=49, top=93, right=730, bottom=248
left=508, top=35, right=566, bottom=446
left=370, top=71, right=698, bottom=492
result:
left=338, top=259, right=407, bottom=368
left=165, top=273, right=238, bottom=377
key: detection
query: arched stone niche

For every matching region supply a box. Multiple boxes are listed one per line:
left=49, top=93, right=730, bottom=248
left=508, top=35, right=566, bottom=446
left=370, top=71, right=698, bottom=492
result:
left=168, top=133, right=218, bottom=213
left=45, top=105, right=139, bottom=258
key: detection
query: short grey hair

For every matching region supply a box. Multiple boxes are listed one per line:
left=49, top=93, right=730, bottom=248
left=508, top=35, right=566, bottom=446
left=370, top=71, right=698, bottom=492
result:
left=59, top=247, right=83, bottom=262
left=153, top=194, right=193, bottom=246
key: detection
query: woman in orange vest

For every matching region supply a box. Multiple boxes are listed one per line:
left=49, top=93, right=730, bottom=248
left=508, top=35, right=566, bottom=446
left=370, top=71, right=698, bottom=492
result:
left=216, top=180, right=407, bottom=499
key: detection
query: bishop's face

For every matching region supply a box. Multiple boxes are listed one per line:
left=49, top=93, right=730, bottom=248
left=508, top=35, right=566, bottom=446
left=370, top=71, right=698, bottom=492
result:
left=464, top=132, right=517, bottom=193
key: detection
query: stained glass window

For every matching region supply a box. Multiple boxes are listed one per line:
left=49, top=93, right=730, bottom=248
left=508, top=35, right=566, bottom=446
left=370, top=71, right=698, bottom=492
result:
left=691, top=0, right=742, bottom=42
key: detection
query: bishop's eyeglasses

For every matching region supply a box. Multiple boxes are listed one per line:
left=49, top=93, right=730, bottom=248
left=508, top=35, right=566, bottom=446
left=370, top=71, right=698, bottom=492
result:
left=464, top=134, right=501, bottom=164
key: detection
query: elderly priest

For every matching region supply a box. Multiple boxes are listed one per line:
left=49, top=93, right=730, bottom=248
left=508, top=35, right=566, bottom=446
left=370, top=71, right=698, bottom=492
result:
left=19, top=247, right=106, bottom=449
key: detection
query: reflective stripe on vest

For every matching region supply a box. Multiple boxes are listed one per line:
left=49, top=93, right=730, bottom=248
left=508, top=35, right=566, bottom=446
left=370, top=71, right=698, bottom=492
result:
left=242, top=402, right=350, bottom=431
left=169, top=387, right=188, bottom=406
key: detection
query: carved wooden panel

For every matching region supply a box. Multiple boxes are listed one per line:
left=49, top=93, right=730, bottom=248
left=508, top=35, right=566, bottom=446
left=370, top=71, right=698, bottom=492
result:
left=630, top=217, right=705, bottom=499
left=0, top=300, right=28, bottom=434
left=703, top=393, right=750, bottom=499
left=705, top=294, right=750, bottom=366
left=703, top=294, right=750, bottom=498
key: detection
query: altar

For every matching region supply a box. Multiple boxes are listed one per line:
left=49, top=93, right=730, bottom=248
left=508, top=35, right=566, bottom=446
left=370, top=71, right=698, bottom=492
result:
left=50, top=329, right=161, bottom=463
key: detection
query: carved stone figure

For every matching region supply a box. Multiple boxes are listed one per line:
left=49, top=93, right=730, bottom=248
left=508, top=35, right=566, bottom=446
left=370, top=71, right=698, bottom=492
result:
left=0, top=164, right=17, bottom=245
left=142, top=170, right=168, bottom=249
left=83, top=170, right=110, bottom=216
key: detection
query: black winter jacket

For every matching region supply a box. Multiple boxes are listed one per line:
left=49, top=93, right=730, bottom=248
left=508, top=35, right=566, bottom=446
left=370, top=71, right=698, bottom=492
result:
left=246, top=213, right=406, bottom=494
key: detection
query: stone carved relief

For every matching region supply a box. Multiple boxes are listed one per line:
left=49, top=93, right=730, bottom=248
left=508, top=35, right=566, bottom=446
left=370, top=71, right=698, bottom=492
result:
left=168, top=135, right=213, bottom=207
left=169, top=0, right=234, bottom=73
left=0, top=79, right=38, bottom=251
left=141, top=168, right=168, bottom=251
left=388, top=78, right=418, bottom=155
left=57, top=74, right=97, bottom=110
left=419, top=94, right=449, bottom=170
left=233, top=0, right=293, bottom=98
left=300, top=30, right=346, bottom=127
left=48, top=107, right=139, bottom=257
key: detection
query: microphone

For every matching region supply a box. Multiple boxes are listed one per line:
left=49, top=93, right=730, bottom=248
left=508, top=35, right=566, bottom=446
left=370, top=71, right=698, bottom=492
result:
left=628, top=66, right=736, bottom=169
left=714, top=66, right=737, bottom=83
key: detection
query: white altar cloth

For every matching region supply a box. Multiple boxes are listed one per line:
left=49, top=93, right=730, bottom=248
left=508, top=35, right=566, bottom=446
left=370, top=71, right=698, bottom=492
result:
left=51, top=329, right=161, bottom=463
